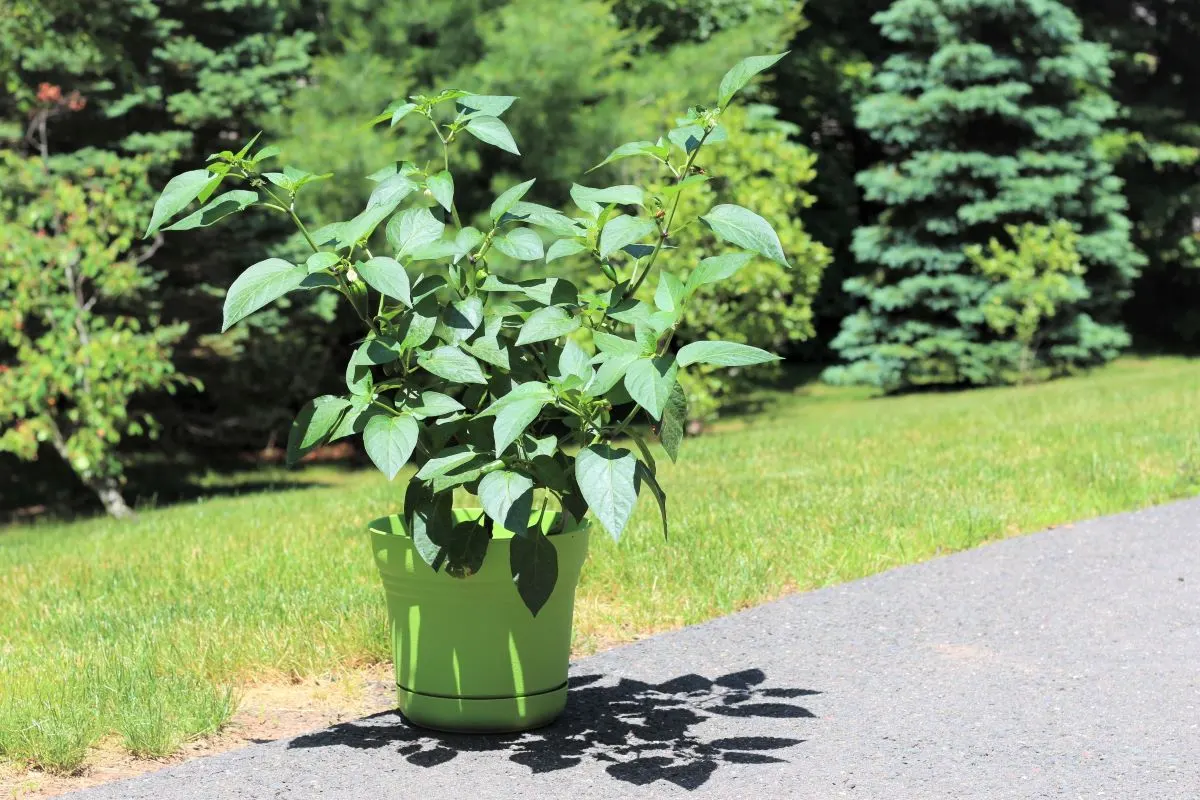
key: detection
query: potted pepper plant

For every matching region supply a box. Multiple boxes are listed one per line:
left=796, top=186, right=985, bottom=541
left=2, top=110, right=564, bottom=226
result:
left=145, top=53, right=792, bottom=732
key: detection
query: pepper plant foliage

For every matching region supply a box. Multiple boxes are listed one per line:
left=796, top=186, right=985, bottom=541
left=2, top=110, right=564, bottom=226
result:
left=145, top=54, right=791, bottom=614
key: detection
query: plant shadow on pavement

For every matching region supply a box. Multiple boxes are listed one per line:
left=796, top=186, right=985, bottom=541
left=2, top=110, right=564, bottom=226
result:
left=289, top=668, right=819, bottom=790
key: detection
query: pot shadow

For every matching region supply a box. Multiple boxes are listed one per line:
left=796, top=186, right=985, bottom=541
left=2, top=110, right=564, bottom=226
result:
left=289, top=668, right=819, bottom=790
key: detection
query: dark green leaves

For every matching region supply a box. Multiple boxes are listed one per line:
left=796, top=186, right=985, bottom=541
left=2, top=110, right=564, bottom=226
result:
left=163, top=190, right=257, bottom=231
left=511, top=528, right=557, bottom=616
left=574, top=444, right=638, bottom=541
left=717, top=52, right=789, bottom=109
left=223, top=258, right=307, bottom=331
left=676, top=341, right=779, bottom=367
left=286, top=396, right=350, bottom=465
left=624, top=356, right=679, bottom=420
left=363, top=414, right=419, bottom=480
left=465, top=116, right=520, bottom=155
left=659, top=382, right=687, bottom=463
left=599, top=215, right=658, bottom=259
left=480, top=382, right=554, bottom=455
left=356, top=256, right=411, bottom=306
left=478, top=470, right=533, bottom=533
left=516, top=306, right=580, bottom=345
left=417, top=346, right=487, bottom=384
left=701, top=205, right=789, bottom=266
left=145, top=169, right=219, bottom=237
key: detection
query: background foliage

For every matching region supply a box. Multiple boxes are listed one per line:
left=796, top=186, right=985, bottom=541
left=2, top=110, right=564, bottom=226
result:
left=2, top=0, right=1199, bottom=513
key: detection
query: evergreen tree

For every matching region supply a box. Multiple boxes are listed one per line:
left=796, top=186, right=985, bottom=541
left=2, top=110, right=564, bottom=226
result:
left=825, top=0, right=1144, bottom=390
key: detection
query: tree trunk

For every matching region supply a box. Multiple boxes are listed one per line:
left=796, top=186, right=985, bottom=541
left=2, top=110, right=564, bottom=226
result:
left=89, top=475, right=135, bottom=519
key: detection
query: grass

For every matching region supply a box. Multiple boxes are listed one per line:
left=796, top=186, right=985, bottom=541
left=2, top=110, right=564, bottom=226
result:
left=2, top=357, right=1198, bottom=773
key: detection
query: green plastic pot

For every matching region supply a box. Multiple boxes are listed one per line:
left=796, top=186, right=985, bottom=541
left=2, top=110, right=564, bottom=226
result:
left=368, top=509, right=589, bottom=733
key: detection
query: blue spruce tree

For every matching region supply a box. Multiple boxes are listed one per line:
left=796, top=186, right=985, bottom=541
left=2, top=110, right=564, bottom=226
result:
left=826, top=0, right=1144, bottom=390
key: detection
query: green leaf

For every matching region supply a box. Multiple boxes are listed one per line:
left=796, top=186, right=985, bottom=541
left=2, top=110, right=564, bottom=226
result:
left=685, top=252, right=755, bottom=294
left=390, top=102, right=418, bottom=127
left=465, top=115, right=520, bottom=155
left=510, top=528, right=558, bottom=616
left=494, top=228, right=544, bottom=261
left=546, top=239, right=587, bottom=263
left=434, top=297, right=484, bottom=346
left=676, top=341, right=780, bottom=367
left=659, top=381, right=687, bottom=462
left=407, top=482, right=453, bottom=570
left=624, top=356, right=679, bottom=420
left=416, top=445, right=481, bottom=480
left=408, top=391, right=464, bottom=419
left=588, top=140, right=669, bottom=172
left=356, top=256, right=411, bottom=306
left=478, top=470, right=534, bottom=534
left=145, top=169, right=214, bottom=236
left=491, top=178, right=536, bottom=222
left=718, top=52, right=789, bottom=109
left=416, top=346, right=488, bottom=384
left=432, top=456, right=499, bottom=494
left=480, top=382, right=554, bottom=455
left=338, top=173, right=418, bottom=247
left=516, top=306, right=581, bottom=345
left=519, top=277, right=577, bottom=307
left=330, top=395, right=386, bottom=441
left=163, top=190, right=257, bottom=231
left=363, top=414, right=419, bottom=480
left=587, top=352, right=639, bottom=396
left=222, top=258, right=307, bottom=331
left=354, top=336, right=402, bottom=365
left=509, top=203, right=582, bottom=236
left=306, top=252, right=340, bottom=273
left=557, top=338, right=594, bottom=383
left=286, top=396, right=351, bottom=466
left=387, top=207, right=446, bottom=259
left=700, top=204, right=789, bottom=266
left=574, top=444, right=638, bottom=542
left=463, top=334, right=511, bottom=370
left=346, top=358, right=373, bottom=396
left=599, top=215, right=658, bottom=259
left=396, top=296, right=440, bottom=350
left=593, top=331, right=647, bottom=357
left=570, top=184, right=645, bottom=215
left=458, top=94, right=517, bottom=117
left=444, top=517, right=492, bottom=578
left=426, top=171, right=454, bottom=213
left=654, top=272, right=686, bottom=313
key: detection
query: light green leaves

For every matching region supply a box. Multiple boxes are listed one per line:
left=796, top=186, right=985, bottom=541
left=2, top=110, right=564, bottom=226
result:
left=659, top=382, right=687, bottom=462
left=387, top=207, right=445, bottom=259
left=516, top=306, right=581, bottom=345
left=458, top=95, right=517, bottom=117
left=574, top=444, right=638, bottom=541
left=546, top=239, right=587, bottom=263
left=624, top=356, right=679, bottom=420
left=465, top=116, right=520, bottom=155
left=390, top=102, right=418, bottom=126
left=306, top=252, right=340, bottom=273
left=145, top=169, right=216, bottom=237
left=416, top=445, right=482, bottom=481
left=717, top=52, right=789, bottom=109
left=654, top=272, right=686, bottom=313
left=494, top=228, right=544, bottom=261
left=426, top=171, right=454, bottom=213
left=356, top=256, right=411, bottom=306
left=676, top=341, right=779, bottom=367
left=491, top=178, right=535, bottom=221
left=338, top=172, right=418, bottom=247
left=416, top=346, right=487, bottom=384
left=286, top=396, right=350, bottom=465
left=599, top=215, right=658, bottom=259
left=163, top=190, right=257, bottom=231
left=594, top=331, right=647, bottom=357
left=569, top=184, right=645, bottom=216
left=588, top=140, right=669, bottom=172
left=700, top=204, right=789, bottom=267
left=434, top=297, right=483, bottom=346
left=222, top=258, right=307, bottom=331
left=685, top=252, right=755, bottom=294
left=480, top=382, right=554, bottom=455
left=511, top=528, right=557, bottom=616
left=363, top=414, right=419, bottom=480
left=478, top=470, right=533, bottom=533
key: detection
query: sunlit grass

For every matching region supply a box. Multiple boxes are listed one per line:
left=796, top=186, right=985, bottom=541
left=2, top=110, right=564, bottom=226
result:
left=2, top=357, right=1197, bottom=772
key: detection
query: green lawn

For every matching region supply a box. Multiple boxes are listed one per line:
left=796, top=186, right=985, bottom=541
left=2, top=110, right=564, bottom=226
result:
left=2, top=357, right=1198, bottom=773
